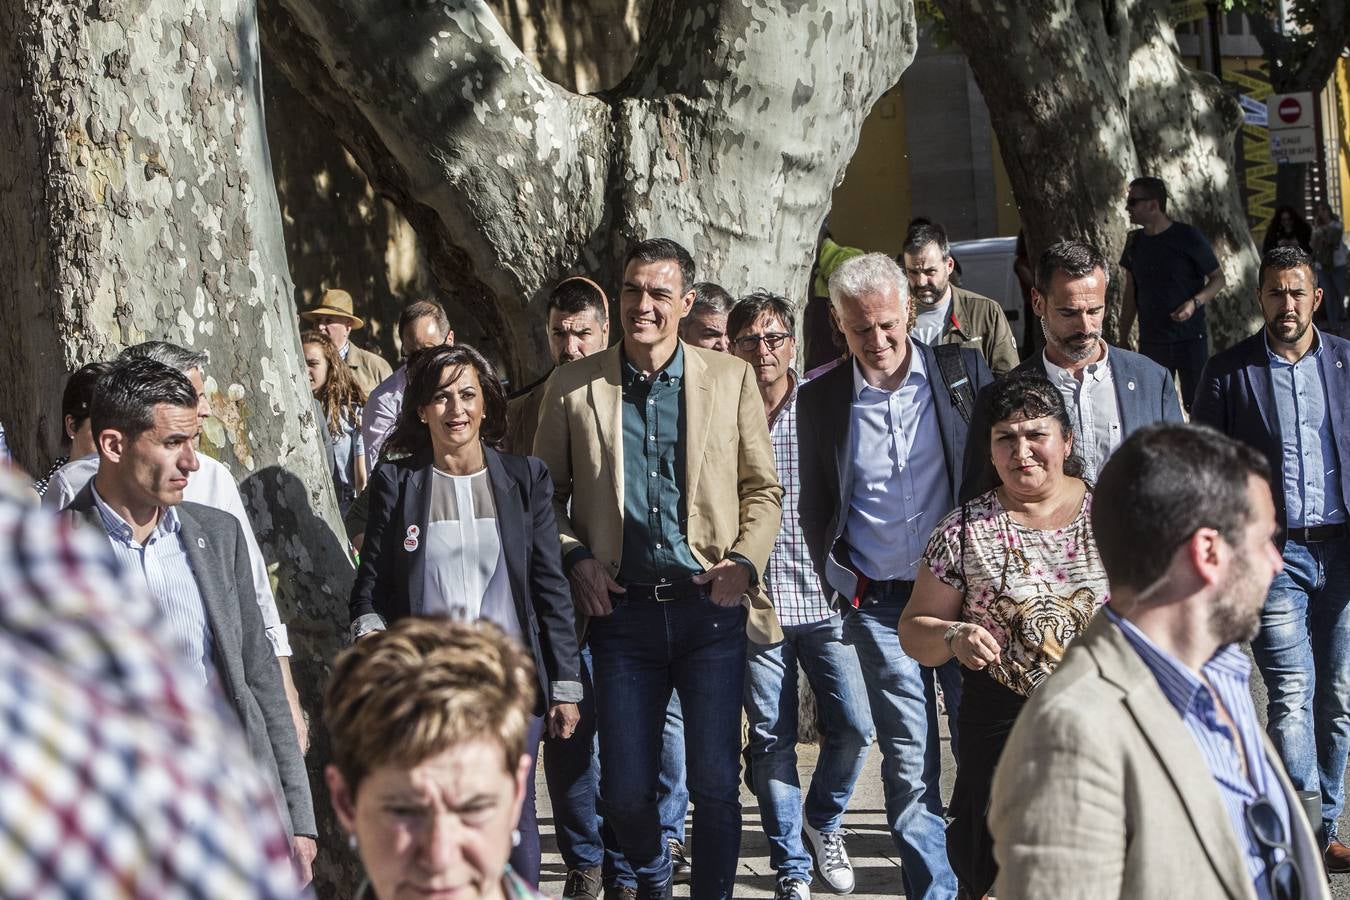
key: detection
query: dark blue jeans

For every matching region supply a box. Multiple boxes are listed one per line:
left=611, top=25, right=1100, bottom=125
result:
left=1251, top=534, right=1350, bottom=841
left=542, top=647, right=689, bottom=887
left=842, top=580, right=957, bottom=899
left=589, top=592, right=748, bottom=899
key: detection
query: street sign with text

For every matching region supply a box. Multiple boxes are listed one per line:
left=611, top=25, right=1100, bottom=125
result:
left=1267, top=92, right=1317, bottom=165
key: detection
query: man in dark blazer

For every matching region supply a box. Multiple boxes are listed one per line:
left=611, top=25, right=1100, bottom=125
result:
left=961, top=239, right=1184, bottom=500
left=1193, top=245, right=1350, bottom=872
left=798, top=252, right=992, bottom=899
left=64, top=358, right=317, bottom=884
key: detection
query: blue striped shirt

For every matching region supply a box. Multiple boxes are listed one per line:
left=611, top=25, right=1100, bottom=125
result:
left=1106, top=606, right=1291, bottom=900
left=91, top=487, right=216, bottom=686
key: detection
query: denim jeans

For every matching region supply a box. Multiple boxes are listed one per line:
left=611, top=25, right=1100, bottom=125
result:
left=921, top=659, right=962, bottom=810
left=542, top=646, right=690, bottom=887
left=589, top=592, right=748, bottom=898
left=510, top=715, right=545, bottom=884
left=744, top=613, right=874, bottom=882
left=1251, top=534, right=1350, bottom=841
left=842, top=581, right=958, bottom=899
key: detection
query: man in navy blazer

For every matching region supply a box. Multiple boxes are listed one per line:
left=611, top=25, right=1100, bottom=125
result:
left=798, top=252, right=991, bottom=899
left=1193, top=245, right=1350, bottom=872
left=961, top=239, right=1184, bottom=500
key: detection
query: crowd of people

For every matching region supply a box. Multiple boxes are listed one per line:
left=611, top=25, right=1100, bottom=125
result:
left=0, top=176, right=1347, bottom=900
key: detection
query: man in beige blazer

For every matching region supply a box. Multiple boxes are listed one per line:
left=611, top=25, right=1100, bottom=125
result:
left=534, top=238, right=782, bottom=900
left=990, top=423, right=1329, bottom=900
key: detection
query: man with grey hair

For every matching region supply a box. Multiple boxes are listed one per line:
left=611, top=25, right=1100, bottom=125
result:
left=45, top=341, right=308, bottom=750
left=798, top=252, right=991, bottom=898
left=679, top=281, right=735, bottom=352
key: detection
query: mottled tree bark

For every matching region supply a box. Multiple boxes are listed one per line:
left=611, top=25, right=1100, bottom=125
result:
left=934, top=0, right=1261, bottom=350
left=260, top=0, right=918, bottom=382
left=930, top=0, right=1138, bottom=338
left=0, top=2, right=358, bottom=893
left=1128, top=3, right=1262, bottom=350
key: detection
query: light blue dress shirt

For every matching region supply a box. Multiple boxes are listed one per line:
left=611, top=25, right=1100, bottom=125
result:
left=844, top=344, right=953, bottom=582
left=91, top=486, right=216, bottom=686
left=1107, top=606, right=1293, bottom=900
left=1267, top=331, right=1347, bottom=527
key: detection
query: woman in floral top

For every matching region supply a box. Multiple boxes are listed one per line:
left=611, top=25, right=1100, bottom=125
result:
left=899, top=371, right=1109, bottom=897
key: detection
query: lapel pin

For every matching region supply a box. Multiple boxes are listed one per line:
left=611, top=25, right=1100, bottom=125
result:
left=197, top=538, right=206, bottom=548
left=407, top=525, right=420, bottom=538
left=404, top=525, right=420, bottom=552
left=1127, top=380, right=1136, bottom=391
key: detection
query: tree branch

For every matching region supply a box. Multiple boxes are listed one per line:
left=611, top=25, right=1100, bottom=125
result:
left=260, top=0, right=611, bottom=362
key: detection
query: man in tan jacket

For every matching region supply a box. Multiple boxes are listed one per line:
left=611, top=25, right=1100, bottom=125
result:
left=901, top=219, right=1020, bottom=376
left=990, top=423, right=1328, bottom=900
left=534, top=238, right=782, bottom=900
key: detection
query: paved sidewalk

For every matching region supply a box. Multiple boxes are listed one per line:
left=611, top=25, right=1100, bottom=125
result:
left=535, top=728, right=1350, bottom=898
left=536, top=741, right=954, bottom=898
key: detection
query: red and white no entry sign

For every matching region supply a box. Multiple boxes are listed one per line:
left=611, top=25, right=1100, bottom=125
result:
left=1278, top=97, right=1302, bottom=124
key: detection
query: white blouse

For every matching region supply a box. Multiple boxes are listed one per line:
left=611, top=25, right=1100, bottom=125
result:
left=419, top=468, right=520, bottom=639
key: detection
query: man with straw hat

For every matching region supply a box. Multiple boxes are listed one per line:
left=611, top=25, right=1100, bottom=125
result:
left=300, top=289, right=392, bottom=396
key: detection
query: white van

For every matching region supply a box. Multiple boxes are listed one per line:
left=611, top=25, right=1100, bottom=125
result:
left=948, top=236, right=1026, bottom=350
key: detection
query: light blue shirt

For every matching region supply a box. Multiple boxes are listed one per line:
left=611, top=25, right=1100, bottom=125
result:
left=1106, top=606, right=1292, bottom=900
left=844, top=344, right=953, bottom=582
left=91, top=486, right=216, bottom=686
left=1267, top=331, right=1346, bottom=527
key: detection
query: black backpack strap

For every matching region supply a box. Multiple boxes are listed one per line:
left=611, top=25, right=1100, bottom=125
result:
left=932, top=343, right=975, bottom=425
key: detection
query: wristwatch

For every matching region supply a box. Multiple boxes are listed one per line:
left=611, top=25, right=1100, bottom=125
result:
left=943, top=621, right=966, bottom=649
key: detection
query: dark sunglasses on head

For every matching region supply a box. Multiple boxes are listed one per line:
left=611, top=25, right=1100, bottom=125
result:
left=1245, top=796, right=1303, bottom=900
left=732, top=332, right=792, bottom=352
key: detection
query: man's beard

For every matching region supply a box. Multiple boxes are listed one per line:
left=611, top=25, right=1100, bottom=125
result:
left=1209, top=552, right=1266, bottom=646
left=1266, top=313, right=1310, bottom=347
left=912, top=283, right=946, bottom=308
left=1042, top=319, right=1101, bottom=362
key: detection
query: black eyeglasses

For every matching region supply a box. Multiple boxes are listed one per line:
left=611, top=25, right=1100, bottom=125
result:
left=732, top=332, right=792, bottom=352
left=1245, top=796, right=1303, bottom=900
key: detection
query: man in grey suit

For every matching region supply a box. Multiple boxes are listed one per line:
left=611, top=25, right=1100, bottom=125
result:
left=961, top=239, right=1183, bottom=500
left=990, top=424, right=1328, bottom=900
left=64, top=358, right=317, bottom=884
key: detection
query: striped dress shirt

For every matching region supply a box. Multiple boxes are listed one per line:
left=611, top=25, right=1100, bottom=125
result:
left=91, top=486, right=217, bottom=686
left=1106, top=606, right=1292, bottom=900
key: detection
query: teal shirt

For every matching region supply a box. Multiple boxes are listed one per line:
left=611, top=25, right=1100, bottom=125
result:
left=618, top=345, right=702, bottom=583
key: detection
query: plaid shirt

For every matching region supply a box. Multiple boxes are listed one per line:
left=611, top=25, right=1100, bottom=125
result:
left=0, top=475, right=301, bottom=898
left=766, top=372, right=836, bottom=627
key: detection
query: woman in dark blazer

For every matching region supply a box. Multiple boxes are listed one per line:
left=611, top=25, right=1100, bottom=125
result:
left=348, top=343, right=580, bottom=884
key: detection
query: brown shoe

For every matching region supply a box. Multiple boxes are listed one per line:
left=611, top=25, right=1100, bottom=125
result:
left=563, top=867, right=603, bottom=899
left=1326, top=839, right=1350, bottom=874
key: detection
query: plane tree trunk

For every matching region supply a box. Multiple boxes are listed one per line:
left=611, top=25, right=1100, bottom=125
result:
left=0, top=1, right=358, bottom=893
left=259, top=0, right=919, bottom=382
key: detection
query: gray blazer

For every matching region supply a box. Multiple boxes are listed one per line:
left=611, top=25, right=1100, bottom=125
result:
left=990, top=613, right=1329, bottom=900
left=67, top=486, right=315, bottom=837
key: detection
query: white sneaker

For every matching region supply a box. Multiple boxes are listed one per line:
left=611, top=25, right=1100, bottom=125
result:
left=774, top=877, right=811, bottom=900
left=801, top=822, right=855, bottom=894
